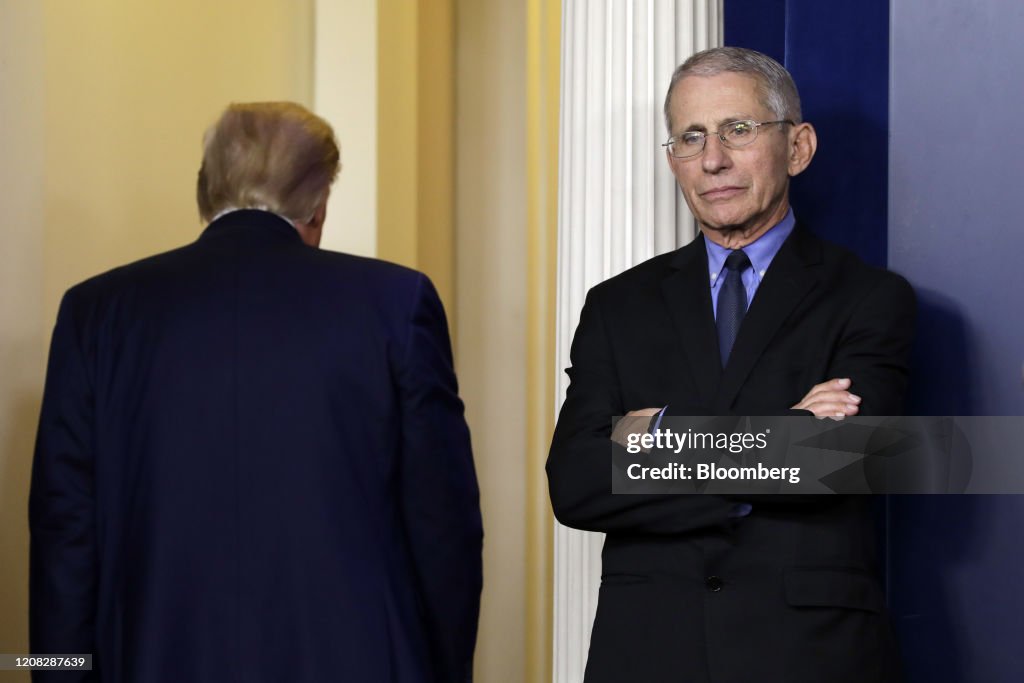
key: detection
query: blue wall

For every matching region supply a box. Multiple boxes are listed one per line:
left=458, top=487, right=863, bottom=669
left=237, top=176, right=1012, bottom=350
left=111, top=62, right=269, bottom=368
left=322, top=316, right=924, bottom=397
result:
left=887, top=0, right=1024, bottom=680
left=726, top=0, right=889, bottom=267
left=889, top=0, right=1024, bottom=417
left=727, top=0, right=1024, bottom=680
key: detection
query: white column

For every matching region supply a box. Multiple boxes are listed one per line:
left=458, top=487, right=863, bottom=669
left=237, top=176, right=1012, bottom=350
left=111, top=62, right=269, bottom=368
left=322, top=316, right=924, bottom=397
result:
left=314, top=0, right=377, bottom=257
left=553, top=2, right=722, bottom=681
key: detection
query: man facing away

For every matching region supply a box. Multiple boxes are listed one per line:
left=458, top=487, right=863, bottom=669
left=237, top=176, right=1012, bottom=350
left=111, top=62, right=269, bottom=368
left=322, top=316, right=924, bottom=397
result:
left=30, top=102, right=482, bottom=683
left=547, top=48, right=914, bottom=682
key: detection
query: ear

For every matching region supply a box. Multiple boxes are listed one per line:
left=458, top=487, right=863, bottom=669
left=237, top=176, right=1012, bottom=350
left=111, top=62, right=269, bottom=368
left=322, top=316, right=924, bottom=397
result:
left=310, top=192, right=328, bottom=229
left=293, top=192, right=329, bottom=247
left=787, top=122, right=817, bottom=177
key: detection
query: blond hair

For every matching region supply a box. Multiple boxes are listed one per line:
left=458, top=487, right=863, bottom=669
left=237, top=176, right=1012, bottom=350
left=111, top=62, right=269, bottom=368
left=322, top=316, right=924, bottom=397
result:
left=197, top=102, right=340, bottom=223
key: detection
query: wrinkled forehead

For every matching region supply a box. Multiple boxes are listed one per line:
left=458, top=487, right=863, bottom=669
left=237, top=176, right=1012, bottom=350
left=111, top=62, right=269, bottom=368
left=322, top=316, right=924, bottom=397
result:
left=668, top=72, right=772, bottom=133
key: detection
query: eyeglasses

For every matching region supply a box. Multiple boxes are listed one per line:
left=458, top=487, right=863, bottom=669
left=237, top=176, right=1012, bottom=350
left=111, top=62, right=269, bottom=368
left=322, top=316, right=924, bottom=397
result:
left=662, top=119, right=794, bottom=159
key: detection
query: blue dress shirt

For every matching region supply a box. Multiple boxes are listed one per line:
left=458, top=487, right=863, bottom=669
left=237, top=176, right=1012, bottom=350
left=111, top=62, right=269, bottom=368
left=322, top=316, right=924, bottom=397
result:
left=707, top=209, right=795, bottom=518
left=706, top=208, right=796, bottom=319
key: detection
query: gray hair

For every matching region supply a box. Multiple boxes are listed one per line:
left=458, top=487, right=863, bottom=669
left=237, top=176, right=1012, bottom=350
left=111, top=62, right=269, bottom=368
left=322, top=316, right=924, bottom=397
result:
left=663, top=47, right=802, bottom=134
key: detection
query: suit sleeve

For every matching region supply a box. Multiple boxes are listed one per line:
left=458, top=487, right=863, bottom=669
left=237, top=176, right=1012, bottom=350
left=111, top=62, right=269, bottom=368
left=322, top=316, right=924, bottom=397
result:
left=396, top=274, right=483, bottom=683
left=723, top=272, right=916, bottom=506
left=826, top=272, right=916, bottom=416
left=29, top=291, right=98, bottom=682
left=546, top=290, right=738, bottom=535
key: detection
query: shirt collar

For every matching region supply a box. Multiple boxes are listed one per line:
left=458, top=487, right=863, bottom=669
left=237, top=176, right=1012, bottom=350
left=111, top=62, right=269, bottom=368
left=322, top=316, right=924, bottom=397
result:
left=210, top=206, right=295, bottom=227
left=705, top=207, right=796, bottom=282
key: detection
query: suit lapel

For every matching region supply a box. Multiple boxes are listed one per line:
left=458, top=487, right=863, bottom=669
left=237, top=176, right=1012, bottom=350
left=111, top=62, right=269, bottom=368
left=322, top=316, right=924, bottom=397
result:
left=660, top=236, right=722, bottom=407
left=715, top=224, right=823, bottom=411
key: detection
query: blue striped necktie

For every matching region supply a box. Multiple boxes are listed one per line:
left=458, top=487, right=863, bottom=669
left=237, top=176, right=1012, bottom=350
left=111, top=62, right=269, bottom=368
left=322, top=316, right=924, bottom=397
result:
left=717, top=249, right=750, bottom=366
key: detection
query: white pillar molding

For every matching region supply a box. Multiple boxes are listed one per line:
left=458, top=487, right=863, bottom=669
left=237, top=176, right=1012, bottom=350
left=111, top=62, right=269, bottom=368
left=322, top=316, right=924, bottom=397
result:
left=553, top=2, right=722, bottom=681
left=314, top=0, right=377, bottom=257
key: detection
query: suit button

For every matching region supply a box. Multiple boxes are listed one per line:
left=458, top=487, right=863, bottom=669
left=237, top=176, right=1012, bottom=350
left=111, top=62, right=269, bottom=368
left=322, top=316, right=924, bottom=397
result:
left=705, top=576, right=723, bottom=592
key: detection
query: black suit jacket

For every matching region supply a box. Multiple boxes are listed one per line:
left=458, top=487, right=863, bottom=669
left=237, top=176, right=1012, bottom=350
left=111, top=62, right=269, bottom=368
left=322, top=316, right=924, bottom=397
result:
left=30, top=210, right=483, bottom=683
left=547, top=225, right=915, bottom=683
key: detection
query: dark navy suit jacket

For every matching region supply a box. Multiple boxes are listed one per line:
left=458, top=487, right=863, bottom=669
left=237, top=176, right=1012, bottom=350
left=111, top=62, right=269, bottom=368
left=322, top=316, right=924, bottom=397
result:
left=30, top=210, right=483, bottom=682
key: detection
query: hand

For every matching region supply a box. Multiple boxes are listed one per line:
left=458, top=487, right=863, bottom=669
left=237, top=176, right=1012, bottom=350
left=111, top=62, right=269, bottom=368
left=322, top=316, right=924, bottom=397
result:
left=792, top=378, right=861, bottom=419
left=611, top=407, right=662, bottom=448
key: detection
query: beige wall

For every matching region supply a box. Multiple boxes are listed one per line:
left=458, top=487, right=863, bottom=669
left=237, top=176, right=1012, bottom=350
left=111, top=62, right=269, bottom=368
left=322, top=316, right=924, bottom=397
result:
left=524, top=1, right=560, bottom=680
left=314, top=0, right=378, bottom=258
left=39, top=0, right=313, bottom=319
left=377, top=0, right=456, bottom=316
left=0, top=2, right=557, bottom=680
left=0, top=0, right=313, bottom=669
left=456, top=2, right=560, bottom=679
left=455, top=0, right=530, bottom=668
left=0, top=1, right=47, bottom=665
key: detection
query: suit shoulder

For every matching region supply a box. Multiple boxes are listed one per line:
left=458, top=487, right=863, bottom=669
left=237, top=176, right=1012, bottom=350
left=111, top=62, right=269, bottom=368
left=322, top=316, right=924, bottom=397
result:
left=312, top=249, right=420, bottom=279
left=586, top=249, right=679, bottom=302
left=817, top=238, right=914, bottom=292
left=63, top=244, right=195, bottom=304
left=304, top=250, right=447, bottom=331
left=810, top=236, right=915, bottom=316
left=309, top=249, right=432, bottom=295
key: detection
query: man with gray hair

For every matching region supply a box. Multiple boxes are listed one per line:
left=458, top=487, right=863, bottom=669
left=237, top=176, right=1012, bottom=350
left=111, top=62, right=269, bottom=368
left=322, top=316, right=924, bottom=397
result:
left=548, top=47, right=912, bottom=681
left=31, top=102, right=483, bottom=682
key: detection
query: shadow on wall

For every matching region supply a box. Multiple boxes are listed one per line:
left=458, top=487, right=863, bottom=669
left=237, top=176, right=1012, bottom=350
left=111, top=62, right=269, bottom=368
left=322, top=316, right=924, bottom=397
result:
left=888, top=288, right=973, bottom=683
left=772, top=97, right=977, bottom=683
left=1, top=382, right=44, bottom=670
left=904, top=288, right=975, bottom=416
left=790, top=110, right=888, bottom=269
left=887, top=494, right=973, bottom=683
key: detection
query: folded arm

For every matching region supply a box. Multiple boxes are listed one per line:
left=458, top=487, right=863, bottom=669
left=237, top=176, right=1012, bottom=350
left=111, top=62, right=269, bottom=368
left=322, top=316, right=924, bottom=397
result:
left=547, top=273, right=916, bottom=533
left=546, top=292, right=738, bottom=535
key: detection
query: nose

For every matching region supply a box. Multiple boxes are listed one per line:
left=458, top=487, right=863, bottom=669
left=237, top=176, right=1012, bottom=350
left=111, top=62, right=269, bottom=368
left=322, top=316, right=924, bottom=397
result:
left=701, top=134, right=732, bottom=173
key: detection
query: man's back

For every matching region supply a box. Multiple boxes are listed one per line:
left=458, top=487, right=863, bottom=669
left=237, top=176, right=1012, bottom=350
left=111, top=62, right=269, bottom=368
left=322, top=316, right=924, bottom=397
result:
left=30, top=210, right=482, bottom=682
